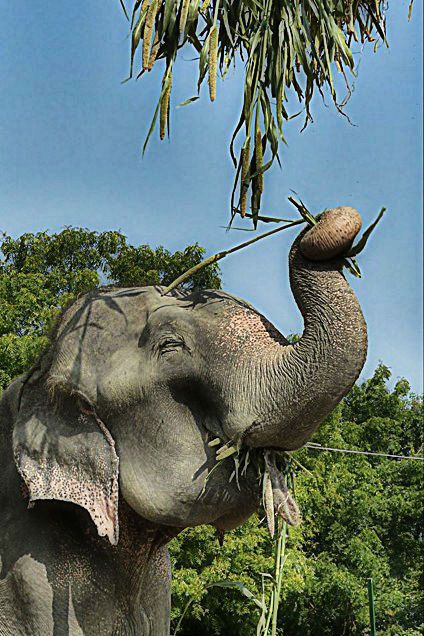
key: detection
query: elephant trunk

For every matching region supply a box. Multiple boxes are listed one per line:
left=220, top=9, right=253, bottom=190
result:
left=244, top=207, right=368, bottom=450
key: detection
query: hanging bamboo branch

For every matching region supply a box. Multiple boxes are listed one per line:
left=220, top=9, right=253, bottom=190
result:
left=121, top=0, right=389, bottom=225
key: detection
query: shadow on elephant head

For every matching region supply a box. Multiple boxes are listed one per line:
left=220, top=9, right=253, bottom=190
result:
left=0, top=207, right=367, bottom=635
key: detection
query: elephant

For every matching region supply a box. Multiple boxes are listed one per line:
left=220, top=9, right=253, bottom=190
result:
left=0, top=207, right=367, bottom=635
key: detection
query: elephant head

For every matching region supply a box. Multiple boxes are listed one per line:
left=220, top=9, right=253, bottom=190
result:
left=12, top=207, right=367, bottom=545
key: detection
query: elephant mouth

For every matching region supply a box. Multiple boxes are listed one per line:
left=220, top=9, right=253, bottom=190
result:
left=169, top=382, right=229, bottom=443
left=202, top=413, right=227, bottom=442
left=240, top=419, right=297, bottom=451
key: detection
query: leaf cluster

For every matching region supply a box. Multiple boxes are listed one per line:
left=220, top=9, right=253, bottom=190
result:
left=126, top=0, right=387, bottom=224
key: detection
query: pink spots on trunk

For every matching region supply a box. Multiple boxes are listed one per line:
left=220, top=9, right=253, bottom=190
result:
left=216, top=305, right=286, bottom=359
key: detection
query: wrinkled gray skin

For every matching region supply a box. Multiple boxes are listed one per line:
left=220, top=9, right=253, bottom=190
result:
left=0, top=208, right=367, bottom=634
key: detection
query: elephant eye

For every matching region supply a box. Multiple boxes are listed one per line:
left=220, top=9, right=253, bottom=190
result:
left=158, top=336, right=185, bottom=356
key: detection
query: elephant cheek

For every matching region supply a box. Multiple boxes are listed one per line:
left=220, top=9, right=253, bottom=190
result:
left=116, top=451, right=203, bottom=527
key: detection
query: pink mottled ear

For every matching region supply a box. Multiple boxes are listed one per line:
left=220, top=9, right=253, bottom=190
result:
left=13, top=380, right=119, bottom=545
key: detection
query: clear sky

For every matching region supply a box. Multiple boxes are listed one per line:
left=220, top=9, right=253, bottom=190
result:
left=1, top=1, right=422, bottom=391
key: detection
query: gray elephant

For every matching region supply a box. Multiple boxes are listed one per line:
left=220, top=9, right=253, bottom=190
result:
left=0, top=207, right=367, bottom=635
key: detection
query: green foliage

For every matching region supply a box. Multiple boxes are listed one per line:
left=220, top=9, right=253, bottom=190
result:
left=170, top=365, right=423, bottom=635
left=107, top=242, right=221, bottom=289
left=126, top=0, right=388, bottom=224
left=170, top=517, right=275, bottom=635
left=0, top=228, right=221, bottom=389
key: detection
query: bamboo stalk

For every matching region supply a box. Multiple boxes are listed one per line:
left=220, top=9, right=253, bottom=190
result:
left=271, top=520, right=287, bottom=636
left=161, top=218, right=305, bottom=295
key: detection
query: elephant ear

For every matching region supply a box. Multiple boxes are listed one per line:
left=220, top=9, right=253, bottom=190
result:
left=13, top=379, right=119, bottom=545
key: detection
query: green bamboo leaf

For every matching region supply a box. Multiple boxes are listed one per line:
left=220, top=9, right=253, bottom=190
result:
left=176, top=95, right=200, bottom=108
left=186, top=0, right=200, bottom=36
left=343, top=257, right=362, bottom=278
left=216, top=445, right=237, bottom=461
left=365, top=6, right=387, bottom=43
left=221, top=6, right=234, bottom=46
left=163, top=0, right=177, bottom=33
left=131, top=0, right=142, bottom=29
left=142, top=99, right=162, bottom=155
left=331, top=23, right=354, bottom=66
left=242, top=212, right=295, bottom=224
left=143, top=63, right=173, bottom=154
left=241, top=448, right=250, bottom=475
left=197, top=32, right=211, bottom=92
left=243, top=0, right=260, bottom=13
left=288, top=196, right=317, bottom=226
left=209, top=580, right=266, bottom=611
left=119, top=0, right=129, bottom=20
left=346, top=207, right=387, bottom=257
left=130, top=9, right=146, bottom=76
left=233, top=455, right=240, bottom=489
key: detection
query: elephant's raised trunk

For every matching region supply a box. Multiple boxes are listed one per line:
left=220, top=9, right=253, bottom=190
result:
left=245, top=207, right=368, bottom=450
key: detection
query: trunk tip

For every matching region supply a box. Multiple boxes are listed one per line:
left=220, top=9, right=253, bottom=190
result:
left=300, top=206, right=362, bottom=262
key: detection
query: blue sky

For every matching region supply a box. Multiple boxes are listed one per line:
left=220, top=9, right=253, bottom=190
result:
left=1, top=1, right=422, bottom=391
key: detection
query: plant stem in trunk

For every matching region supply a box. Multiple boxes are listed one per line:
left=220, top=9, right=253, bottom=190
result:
left=271, top=519, right=287, bottom=636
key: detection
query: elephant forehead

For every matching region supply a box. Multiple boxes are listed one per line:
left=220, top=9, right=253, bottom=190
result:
left=48, top=290, right=152, bottom=396
left=55, top=291, right=146, bottom=342
left=215, top=305, right=287, bottom=355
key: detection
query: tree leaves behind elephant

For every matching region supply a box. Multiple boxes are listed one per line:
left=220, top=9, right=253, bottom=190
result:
left=0, top=228, right=221, bottom=390
left=169, top=365, right=423, bottom=636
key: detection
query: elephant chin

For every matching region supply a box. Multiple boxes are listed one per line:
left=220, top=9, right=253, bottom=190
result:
left=213, top=502, right=259, bottom=532
left=121, top=485, right=258, bottom=532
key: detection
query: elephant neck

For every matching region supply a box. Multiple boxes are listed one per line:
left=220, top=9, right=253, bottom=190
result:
left=54, top=508, right=168, bottom=634
left=0, top=474, right=172, bottom=635
left=102, top=504, right=174, bottom=635
left=1, top=380, right=173, bottom=634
